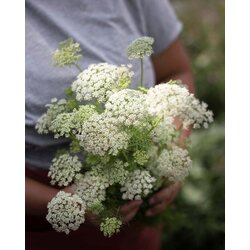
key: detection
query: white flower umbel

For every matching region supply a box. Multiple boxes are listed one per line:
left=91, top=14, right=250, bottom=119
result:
left=146, top=82, right=189, bottom=118
left=100, top=217, right=122, bottom=237
left=48, top=154, right=82, bottom=186
left=153, top=146, right=192, bottom=182
left=150, top=117, right=179, bottom=146
left=50, top=112, right=74, bottom=139
left=35, top=98, right=67, bottom=134
left=127, top=36, right=154, bottom=59
left=92, top=160, right=129, bottom=186
left=50, top=105, right=97, bottom=138
left=76, top=113, right=129, bottom=156
left=121, top=170, right=156, bottom=200
left=72, top=63, right=134, bottom=103
left=70, top=105, right=97, bottom=133
left=146, top=82, right=213, bottom=129
left=105, top=89, right=148, bottom=127
left=133, top=150, right=150, bottom=166
left=46, top=191, right=85, bottom=234
left=74, top=172, right=108, bottom=207
left=52, top=38, right=82, bottom=68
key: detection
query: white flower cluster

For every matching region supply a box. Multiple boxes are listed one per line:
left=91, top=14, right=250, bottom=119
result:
left=74, top=172, right=108, bottom=207
left=121, top=170, right=156, bottom=200
left=35, top=98, right=67, bottom=134
left=72, top=63, right=134, bottom=103
left=150, top=117, right=179, bottom=146
left=146, top=82, right=213, bottom=129
left=52, top=38, right=82, bottom=68
left=100, top=217, right=122, bottom=237
left=50, top=105, right=97, bottom=138
left=48, top=154, right=82, bottom=186
left=71, top=105, right=97, bottom=132
left=105, top=89, right=147, bottom=126
left=76, top=113, right=129, bottom=156
left=46, top=191, right=85, bottom=234
left=50, top=113, right=74, bottom=139
left=127, top=36, right=154, bottom=59
left=184, top=96, right=214, bottom=129
left=92, top=160, right=129, bottom=186
left=154, top=146, right=192, bottom=182
left=133, top=150, right=149, bottom=166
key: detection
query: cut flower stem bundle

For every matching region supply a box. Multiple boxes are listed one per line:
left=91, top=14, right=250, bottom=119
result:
left=36, top=37, right=214, bottom=237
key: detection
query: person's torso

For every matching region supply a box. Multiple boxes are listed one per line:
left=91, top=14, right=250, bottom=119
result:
left=25, top=0, right=156, bottom=168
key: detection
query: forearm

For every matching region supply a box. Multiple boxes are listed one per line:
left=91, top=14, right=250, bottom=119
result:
left=25, top=176, right=59, bottom=216
left=164, top=70, right=195, bottom=94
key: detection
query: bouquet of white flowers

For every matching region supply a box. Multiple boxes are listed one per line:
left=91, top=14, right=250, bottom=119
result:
left=36, top=37, right=213, bottom=237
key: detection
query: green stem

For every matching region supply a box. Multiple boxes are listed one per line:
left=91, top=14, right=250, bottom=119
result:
left=140, top=58, right=144, bottom=87
left=148, top=116, right=163, bottom=134
left=122, top=151, right=129, bottom=162
left=74, top=63, right=83, bottom=72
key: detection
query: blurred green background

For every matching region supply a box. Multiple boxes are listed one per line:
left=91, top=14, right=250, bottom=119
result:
left=161, top=1, right=225, bottom=249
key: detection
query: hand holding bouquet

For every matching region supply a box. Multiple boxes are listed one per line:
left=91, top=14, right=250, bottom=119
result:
left=36, top=37, right=213, bottom=237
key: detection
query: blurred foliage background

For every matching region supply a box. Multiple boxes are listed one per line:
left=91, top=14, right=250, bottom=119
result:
left=161, top=1, right=225, bottom=249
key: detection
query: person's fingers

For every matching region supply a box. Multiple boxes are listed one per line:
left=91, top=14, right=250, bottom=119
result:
left=149, top=186, right=173, bottom=205
left=119, top=200, right=142, bottom=214
left=63, top=185, right=74, bottom=193
left=145, top=201, right=167, bottom=217
left=149, top=182, right=181, bottom=205
left=122, top=206, right=140, bottom=223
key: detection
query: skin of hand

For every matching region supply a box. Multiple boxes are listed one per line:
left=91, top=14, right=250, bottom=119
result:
left=145, top=182, right=182, bottom=216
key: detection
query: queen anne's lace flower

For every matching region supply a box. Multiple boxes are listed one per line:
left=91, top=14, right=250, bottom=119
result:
left=105, top=89, right=148, bottom=126
left=72, top=63, right=134, bottom=103
left=35, top=98, right=67, bottom=134
left=92, top=160, right=129, bottom=186
left=127, top=36, right=154, bottom=59
left=46, top=191, right=85, bottom=234
left=121, top=170, right=156, bottom=200
left=146, top=82, right=213, bottom=129
left=74, top=172, right=108, bottom=207
left=48, top=154, right=82, bottom=186
left=71, top=105, right=97, bottom=132
left=50, top=105, right=97, bottom=138
left=133, top=150, right=149, bottom=166
left=52, top=38, right=82, bottom=68
left=153, top=146, right=192, bottom=182
left=76, top=113, right=129, bottom=156
left=150, top=117, right=179, bottom=146
left=100, top=217, right=122, bottom=237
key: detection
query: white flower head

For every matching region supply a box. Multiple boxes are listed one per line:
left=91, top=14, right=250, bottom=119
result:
left=127, top=36, right=154, bottom=59
left=146, top=81, right=213, bottom=129
left=150, top=117, right=179, bottom=146
left=76, top=113, right=129, bottom=156
left=92, top=160, right=129, bottom=186
left=72, top=63, right=134, bottom=103
left=105, top=89, right=148, bottom=127
left=48, top=153, right=82, bottom=187
left=121, top=170, right=156, bottom=200
left=74, top=172, right=108, bottom=207
left=46, top=191, right=85, bottom=234
left=153, top=146, right=192, bottom=182
left=52, top=38, right=82, bottom=67
left=100, top=217, right=122, bottom=237
left=35, top=98, right=67, bottom=134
